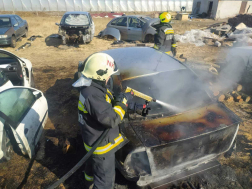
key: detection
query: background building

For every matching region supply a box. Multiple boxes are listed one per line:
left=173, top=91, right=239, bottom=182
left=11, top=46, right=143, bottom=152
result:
left=192, top=0, right=252, bottom=19
left=0, top=0, right=193, bottom=12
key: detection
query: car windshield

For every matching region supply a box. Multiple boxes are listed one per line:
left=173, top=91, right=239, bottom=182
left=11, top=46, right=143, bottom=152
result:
left=0, top=18, right=11, bottom=27
left=62, top=14, right=89, bottom=26
left=140, top=17, right=151, bottom=22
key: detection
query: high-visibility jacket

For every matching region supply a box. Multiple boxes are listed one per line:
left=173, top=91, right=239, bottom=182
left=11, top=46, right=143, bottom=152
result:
left=78, top=80, right=127, bottom=156
left=154, top=23, right=177, bottom=54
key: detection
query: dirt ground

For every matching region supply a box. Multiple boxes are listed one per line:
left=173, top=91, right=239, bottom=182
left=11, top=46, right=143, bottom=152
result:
left=0, top=12, right=252, bottom=189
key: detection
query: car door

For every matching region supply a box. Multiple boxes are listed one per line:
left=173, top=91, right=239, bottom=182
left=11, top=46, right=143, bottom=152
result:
left=10, top=17, right=20, bottom=38
left=127, top=17, right=143, bottom=41
left=15, top=16, right=25, bottom=36
left=0, top=87, right=48, bottom=160
left=111, top=17, right=128, bottom=40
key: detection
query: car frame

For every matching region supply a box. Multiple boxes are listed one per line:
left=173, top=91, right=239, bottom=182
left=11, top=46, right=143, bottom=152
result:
left=0, top=49, right=34, bottom=89
left=76, top=47, right=241, bottom=188
left=0, top=15, right=28, bottom=48
left=99, top=15, right=159, bottom=42
left=56, top=11, right=95, bottom=45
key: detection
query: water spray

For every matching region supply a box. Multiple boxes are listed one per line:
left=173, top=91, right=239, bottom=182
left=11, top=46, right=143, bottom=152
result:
left=125, top=87, right=181, bottom=112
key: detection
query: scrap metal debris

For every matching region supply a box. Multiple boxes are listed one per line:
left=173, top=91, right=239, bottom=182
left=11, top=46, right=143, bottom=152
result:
left=176, top=15, right=252, bottom=47
left=15, top=42, right=31, bottom=51
left=28, top=35, right=42, bottom=41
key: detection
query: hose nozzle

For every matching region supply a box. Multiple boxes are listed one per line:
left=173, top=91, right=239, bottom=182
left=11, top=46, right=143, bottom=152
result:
left=125, top=87, right=156, bottom=102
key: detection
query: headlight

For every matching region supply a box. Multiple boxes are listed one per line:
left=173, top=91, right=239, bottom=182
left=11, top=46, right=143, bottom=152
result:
left=0, top=35, right=8, bottom=38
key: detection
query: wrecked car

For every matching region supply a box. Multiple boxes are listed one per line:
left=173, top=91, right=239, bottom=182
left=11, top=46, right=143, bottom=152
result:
left=0, top=86, right=48, bottom=161
left=0, top=14, right=28, bottom=48
left=99, top=15, right=159, bottom=42
left=0, top=49, right=34, bottom=89
left=76, top=47, right=241, bottom=188
left=56, top=11, right=95, bottom=45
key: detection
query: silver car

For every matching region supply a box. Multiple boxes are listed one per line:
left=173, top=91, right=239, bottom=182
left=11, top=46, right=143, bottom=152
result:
left=99, top=15, right=159, bottom=42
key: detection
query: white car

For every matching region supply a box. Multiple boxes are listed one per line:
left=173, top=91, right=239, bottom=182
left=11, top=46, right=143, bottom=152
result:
left=0, top=50, right=48, bottom=161
left=0, top=49, right=34, bottom=89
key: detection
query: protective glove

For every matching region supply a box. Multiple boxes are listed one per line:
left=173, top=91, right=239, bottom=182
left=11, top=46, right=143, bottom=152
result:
left=128, top=102, right=151, bottom=117
left=115, top=91, right=134, bottom=106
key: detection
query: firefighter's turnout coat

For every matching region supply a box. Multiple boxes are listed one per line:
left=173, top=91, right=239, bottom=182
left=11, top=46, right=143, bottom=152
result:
left=154, top=23, right=176, bottom=54
left=78, top=80, right=127, bottom=156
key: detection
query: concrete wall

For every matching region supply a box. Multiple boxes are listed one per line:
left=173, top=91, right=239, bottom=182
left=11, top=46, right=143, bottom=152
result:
left=246, top=1, right=252, bottom=14
left=215, top=1, right=242, bottom=19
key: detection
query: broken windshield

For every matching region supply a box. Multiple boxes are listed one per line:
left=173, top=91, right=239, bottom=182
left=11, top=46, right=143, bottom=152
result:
left=62, top=14, right=89, bottom=26
left=0, top=18, right=11, bottom=27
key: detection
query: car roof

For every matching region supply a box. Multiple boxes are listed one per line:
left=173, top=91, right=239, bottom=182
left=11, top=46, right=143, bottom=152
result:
left=64, top=11, right=89, bottom=15
left=0, top=15, right=16, bottom=17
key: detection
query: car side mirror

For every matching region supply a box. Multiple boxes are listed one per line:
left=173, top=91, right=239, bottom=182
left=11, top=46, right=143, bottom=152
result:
left=137, top=24, right=141, bottom=28
left=14, top=23, right=18, bottom=27
left=55, top=23, right=60, bottom=26
left=33, top=91, right=42, bottom=99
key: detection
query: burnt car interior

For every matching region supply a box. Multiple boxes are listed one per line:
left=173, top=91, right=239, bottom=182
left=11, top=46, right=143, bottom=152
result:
left=0, top=53, right=23, bottom=86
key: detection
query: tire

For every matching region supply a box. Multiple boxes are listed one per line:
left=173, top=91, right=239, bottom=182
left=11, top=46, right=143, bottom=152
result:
left=10, top=36, right=16, bottom=48
left=23, top=29, right=28, bottom=38
left=144, top=35, right=154, bottom=43
left=30, top=72, right=35, bottom=88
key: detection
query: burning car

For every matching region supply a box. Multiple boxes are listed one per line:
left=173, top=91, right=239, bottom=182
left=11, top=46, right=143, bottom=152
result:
left=56, top=12, right=95, bottom=45
left=76, top=47, right=241, bottom=188
left=99, top=15, right=159, bottom=42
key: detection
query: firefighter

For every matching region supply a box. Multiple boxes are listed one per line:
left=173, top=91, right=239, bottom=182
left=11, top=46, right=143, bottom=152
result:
left=72, top=53, right=144, bottom=189
left=153, top=12, right=177, bottom=56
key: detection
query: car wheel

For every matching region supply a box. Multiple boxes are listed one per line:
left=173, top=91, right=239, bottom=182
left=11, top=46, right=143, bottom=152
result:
left=1, top=129, right=14, bottom=161
left=30, top=72, right=35, bottom=88
left=144, top=35, right=154, bottom=43
left=23, top=29, right=28, bottom=38
left=10, top=36, right=16, bottom=48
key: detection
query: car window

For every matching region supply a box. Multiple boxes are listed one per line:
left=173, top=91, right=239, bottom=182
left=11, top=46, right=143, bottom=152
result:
left=0, top=18, right=11, bottom=27
left=110, top=18, right=119, bottom=26
left=10, top=17, right=18, bottom=26
left=15, top=16, right=23, bottom=24
left=0, top=69, right=8, bottom=86
left=0, top=88, right=36, bottom=128
left=63, top=14, right=89, bottom=25
left=115, top=17, right=127, bottom=27
left=128, top=17, right=141, bottom=28
left=0, top=51, right=18, bottom=65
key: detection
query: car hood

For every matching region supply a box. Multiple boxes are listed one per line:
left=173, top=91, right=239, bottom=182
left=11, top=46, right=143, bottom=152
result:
left=129, top=102, right=241, bottom=147
left=0, top=27, right=11, bottom=35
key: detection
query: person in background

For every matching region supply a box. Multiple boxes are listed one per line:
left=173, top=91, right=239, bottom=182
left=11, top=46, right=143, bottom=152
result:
left=153, top=12, right=177, bottom=56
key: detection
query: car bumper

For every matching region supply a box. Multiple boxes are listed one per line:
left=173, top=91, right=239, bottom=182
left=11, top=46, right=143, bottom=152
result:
left=0, top=38, right=11, bottom=45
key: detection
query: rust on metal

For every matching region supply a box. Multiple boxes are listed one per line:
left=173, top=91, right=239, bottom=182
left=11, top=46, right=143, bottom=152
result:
left=130, top=103, right=238, bottom=146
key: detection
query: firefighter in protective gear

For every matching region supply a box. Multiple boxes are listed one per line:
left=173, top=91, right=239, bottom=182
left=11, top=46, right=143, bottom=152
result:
left=72, top=53, right=135, bottom=189
left=154, top=12, right=177, bottom=56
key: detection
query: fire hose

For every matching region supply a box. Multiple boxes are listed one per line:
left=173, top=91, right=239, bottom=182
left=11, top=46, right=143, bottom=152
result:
left=47, top=129, right=110, bottom=189
left=47, top=87, right=155, bottom=188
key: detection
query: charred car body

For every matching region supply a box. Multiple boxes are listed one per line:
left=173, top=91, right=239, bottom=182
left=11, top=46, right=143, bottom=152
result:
left=56, top=12, right=95, bottom=45
left=76, top=47, right=241, bottom=188
left=99, top=16, right=159, bottom=42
